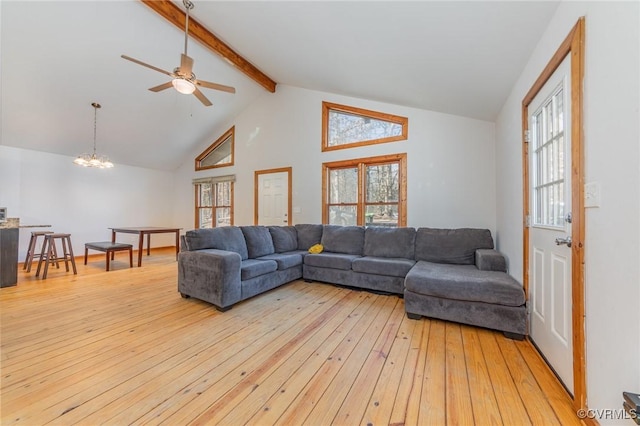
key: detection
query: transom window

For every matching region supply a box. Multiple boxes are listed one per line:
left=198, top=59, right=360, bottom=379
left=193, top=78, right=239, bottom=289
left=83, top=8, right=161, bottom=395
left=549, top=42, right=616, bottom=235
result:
left=323, top=154, right=407, bottom=227
left=322, top=102, right=408, bottom=152
left=195, top=126, right=234, bottom=171
left=532, top=83, right=565, bottom=228
left=193, top=175, right=234, bottom=228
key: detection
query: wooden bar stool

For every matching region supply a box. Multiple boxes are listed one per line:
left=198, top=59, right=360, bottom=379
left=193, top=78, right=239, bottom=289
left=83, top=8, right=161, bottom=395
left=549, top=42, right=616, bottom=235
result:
left=36, top=233, right=77, bottom=279
left=23, top=231, right=55, bottom=272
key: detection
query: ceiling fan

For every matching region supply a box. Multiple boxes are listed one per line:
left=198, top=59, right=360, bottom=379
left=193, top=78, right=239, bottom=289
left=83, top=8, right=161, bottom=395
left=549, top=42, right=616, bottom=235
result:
left=121, top=0, right=235, bottom=106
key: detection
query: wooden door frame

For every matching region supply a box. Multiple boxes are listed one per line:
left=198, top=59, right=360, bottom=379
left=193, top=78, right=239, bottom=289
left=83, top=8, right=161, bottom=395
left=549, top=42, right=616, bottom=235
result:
left=522, top=17, right=586, bottom=412
left=254, top=167, right=293, bottom=226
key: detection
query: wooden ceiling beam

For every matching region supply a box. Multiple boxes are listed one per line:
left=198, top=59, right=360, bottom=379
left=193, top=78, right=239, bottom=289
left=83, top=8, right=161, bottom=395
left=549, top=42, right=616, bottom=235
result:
left=141, top=0, right=276, bottom=93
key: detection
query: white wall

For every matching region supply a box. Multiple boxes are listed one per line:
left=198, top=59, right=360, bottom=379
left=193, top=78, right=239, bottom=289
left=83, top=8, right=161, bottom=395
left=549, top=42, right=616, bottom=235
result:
left=0, top=145, right=176, bottom=260
left=174, top=84, right=497, bottom=234
left=495, top=1, right=640, bottom=422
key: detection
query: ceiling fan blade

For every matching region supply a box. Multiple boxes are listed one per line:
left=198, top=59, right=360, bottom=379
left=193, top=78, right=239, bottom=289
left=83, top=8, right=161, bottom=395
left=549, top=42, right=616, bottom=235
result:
left=180, top=54, right=194, bottom=76
left=121, top=55, right=172, bottom=77
left=149, top=81, right=174, bottom=92
left=193, top=87, right=213, bottom=107
left=196, top=79, right=236, bottom=94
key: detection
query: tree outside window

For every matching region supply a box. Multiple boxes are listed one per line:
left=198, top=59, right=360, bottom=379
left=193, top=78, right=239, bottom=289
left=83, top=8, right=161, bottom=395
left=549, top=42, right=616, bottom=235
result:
left=323, top=154, right=406, bottom=227
left=194, top=178, right=234, bottom=228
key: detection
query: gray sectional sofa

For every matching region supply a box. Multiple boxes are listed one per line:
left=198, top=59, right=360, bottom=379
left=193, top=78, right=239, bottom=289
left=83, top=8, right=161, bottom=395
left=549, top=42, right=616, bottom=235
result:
left=178, top=224, right=527, bottom=339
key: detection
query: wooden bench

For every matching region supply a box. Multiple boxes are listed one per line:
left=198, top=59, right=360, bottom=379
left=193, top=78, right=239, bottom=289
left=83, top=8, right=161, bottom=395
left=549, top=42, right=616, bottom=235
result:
left=84, top=242, right=133, bottom=271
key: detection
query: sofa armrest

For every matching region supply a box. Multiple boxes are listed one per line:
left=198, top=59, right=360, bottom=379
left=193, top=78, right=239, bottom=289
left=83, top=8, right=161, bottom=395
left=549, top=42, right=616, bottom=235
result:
left=178, top=249, right=242, bottom=309
left=475, top=249, right=507, bottom=272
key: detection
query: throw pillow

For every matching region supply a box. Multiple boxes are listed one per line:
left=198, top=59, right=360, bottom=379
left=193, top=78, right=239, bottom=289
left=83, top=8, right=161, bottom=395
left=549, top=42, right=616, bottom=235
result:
left=308, top=244, right=324, bottom=254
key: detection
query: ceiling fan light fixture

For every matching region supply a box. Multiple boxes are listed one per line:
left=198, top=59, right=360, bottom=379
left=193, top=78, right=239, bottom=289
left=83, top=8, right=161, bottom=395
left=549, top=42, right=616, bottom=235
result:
left=172, top=78, right=196, bottom=94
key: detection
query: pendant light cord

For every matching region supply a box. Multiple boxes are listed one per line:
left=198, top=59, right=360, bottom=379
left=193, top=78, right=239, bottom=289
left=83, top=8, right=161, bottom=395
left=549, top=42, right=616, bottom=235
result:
left=91, top=102, right=101, bottom=155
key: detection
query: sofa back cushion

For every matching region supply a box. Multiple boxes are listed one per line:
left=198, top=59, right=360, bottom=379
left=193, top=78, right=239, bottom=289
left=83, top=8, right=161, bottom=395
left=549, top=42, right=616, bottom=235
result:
left=364, top=226, right=416, bottom=259
left=268, top=226, right=298, bottom=253
left=295, top=224, right=323, bottom=250
left=241, top=226, right=275, bottom=259
left=321, top=225, right=365, bottom=255
left=415, top=228, right=494, bottom=265
left=184, top=227, right=249, bottom=260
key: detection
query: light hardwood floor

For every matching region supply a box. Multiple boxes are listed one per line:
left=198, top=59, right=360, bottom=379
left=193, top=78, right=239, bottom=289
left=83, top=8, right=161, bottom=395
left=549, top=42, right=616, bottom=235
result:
left=1, top=248, right=583, bottom=425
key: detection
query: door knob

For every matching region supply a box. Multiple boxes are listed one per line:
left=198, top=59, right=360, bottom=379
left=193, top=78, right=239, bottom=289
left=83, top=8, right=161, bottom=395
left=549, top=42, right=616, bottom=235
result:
left=555, top=236, right=572, bottom=248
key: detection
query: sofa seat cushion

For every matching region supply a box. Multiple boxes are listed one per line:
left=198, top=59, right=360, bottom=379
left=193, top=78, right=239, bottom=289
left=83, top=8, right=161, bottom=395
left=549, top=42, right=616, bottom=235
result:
left=256, top=253, right=303, bottom=270
left=304, top=253, right=361, bottom=271
left=351, top=256, right=416, bottom=278
left=321, top=225, right=365, bottom=255
left=363, top=227, right=416, bottom=259
left=405, top=261, right=525, bottom=307
left=415, top=228, right=494, bottom=265
left=241, top=259, right=278, bottom=280
left=241, top=226, right=275, bottom=258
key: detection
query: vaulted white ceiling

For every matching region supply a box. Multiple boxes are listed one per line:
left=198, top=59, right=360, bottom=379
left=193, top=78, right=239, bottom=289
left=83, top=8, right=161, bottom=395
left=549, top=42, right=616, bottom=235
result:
left=1, top=1, right=559, bottom=171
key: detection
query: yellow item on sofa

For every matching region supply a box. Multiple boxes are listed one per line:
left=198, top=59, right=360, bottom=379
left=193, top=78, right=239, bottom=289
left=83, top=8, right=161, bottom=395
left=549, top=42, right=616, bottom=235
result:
left=308, top=244, right=324, bottom=254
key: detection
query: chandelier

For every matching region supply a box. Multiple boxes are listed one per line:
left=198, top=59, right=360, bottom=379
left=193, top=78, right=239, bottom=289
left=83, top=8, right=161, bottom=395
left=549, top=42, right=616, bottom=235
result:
left=73, top=102, right=114, bottom=169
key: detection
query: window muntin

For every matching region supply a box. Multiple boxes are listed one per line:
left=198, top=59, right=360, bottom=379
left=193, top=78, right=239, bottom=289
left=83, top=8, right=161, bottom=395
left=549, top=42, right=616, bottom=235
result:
left=532, top=84, right=565, bottom=228
left=195, top=126, right=234, bottom=171
left=195, top=179, right=233, bottom=228
left=322, top=102, right=408, bottom=152
left=323, top=154, right=406, bottom=227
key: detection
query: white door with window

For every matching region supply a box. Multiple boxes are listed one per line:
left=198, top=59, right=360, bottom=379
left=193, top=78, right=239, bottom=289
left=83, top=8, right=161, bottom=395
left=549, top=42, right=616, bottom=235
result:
left=528, top=56, right=573, bottom=393
left=257, top=170, right=290, bottom=226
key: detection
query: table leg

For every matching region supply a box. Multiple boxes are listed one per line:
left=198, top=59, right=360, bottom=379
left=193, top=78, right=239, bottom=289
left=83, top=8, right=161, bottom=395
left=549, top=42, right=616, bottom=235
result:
left=147, top=233, right=151, bottom=256
left=137, top=233, right=144, bottom=267
left=111, top=230, right=116, bottom=260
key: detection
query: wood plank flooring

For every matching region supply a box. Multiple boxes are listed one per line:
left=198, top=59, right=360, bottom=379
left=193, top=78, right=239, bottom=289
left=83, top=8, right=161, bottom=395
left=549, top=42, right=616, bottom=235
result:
left=0, top=248, right=583, bottom=425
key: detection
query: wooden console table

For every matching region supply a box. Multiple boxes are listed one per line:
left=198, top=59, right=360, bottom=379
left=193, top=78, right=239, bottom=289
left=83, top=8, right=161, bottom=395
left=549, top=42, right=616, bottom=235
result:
left=109, top=227, right=181, bottom=267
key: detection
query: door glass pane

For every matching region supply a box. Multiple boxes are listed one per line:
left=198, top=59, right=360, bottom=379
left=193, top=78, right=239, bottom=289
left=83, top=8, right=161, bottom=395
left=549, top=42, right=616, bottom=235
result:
left=532, top=83, right=566, bottom=228
left=329, top=205, right=357, bottom=226
left=216, top=207, right=231, bottom=227
left=199, top=183, right=213, bottom=207
left=329, top=168, right=358, bottom=203
left=365, top=204, right=398, bottom=227
left=365, top=163, right=399, bottom=203
left=216, top=181, right=231, bottom=206
left=199, top=208, right=213, bottom=228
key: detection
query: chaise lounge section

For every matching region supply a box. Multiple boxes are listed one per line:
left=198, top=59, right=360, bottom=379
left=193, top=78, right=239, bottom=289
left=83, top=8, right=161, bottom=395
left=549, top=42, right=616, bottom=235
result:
left=178, top=224, right=527, bottom=338
left=403, top=228, right=527, bottom=338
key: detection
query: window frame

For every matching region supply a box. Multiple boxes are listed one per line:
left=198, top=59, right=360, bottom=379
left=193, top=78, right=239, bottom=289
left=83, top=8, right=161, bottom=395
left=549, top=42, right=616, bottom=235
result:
left=322, top=102, right=408, bottom=152
left=195, top=126, right=235, bottom=171
left=193, top=176, right=234, bottom=229
left=322, top=153, right=407, bottom=227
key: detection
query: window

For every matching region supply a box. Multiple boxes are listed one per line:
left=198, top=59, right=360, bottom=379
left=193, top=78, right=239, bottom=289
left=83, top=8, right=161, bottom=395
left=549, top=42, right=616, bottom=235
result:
left=193, top=175, right=235, bottom=228
left=323, top=154, right=407, bottom=227
left=532, top=83, right=565, bottom=228
left=195, top=126, right=234, bottom=171
left=322, top=102, right=408, bottom=152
